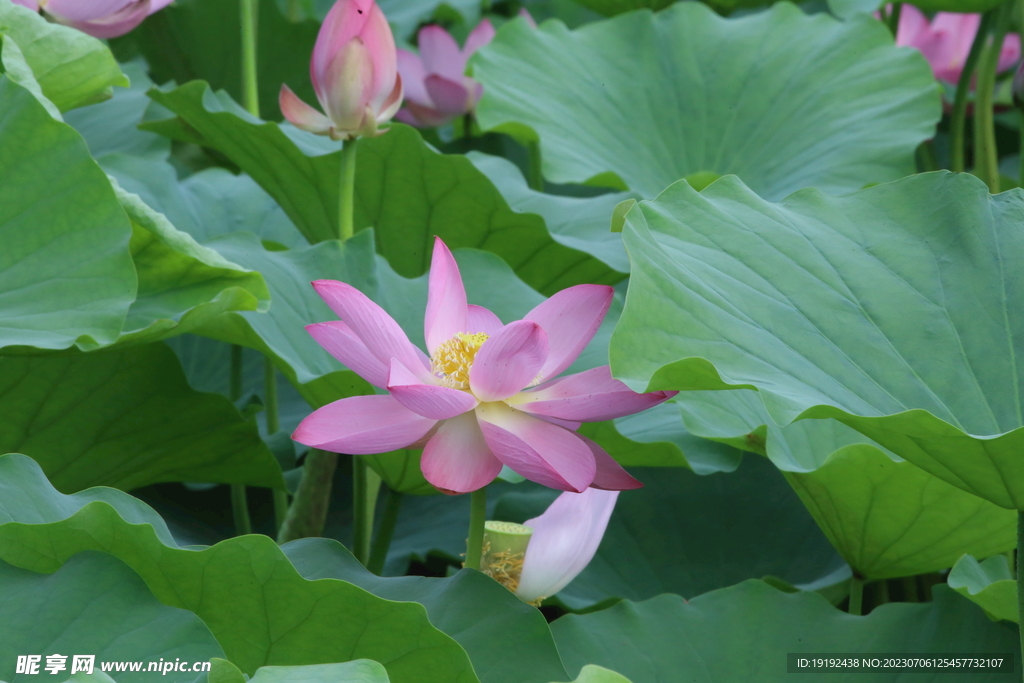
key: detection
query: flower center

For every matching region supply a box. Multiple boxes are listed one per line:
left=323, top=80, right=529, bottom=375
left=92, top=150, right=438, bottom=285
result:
left=431, top=332, right=489, bottom=389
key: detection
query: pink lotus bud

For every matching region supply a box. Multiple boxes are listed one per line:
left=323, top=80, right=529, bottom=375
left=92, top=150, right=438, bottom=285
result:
left=30, top=0, right=174, bottom=39
left=395, top=19, right=497, bottom=128
left=279, top=0, right=403, bottom=140
left=890, top=4, right=1020, bottom=85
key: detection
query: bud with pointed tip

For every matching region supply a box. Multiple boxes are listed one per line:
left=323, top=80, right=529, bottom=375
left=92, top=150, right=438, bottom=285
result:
left=279, top=0, right=403, bottom=140
left=14, top=0, right=173, bottom=39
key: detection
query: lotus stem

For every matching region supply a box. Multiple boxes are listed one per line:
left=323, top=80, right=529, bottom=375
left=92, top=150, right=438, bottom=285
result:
left=526, top=139, right=544, bottom=191
left=885, top=3, right=901, bottom=36
left=338, top=138, right=358, bottom=240
left=973, top=6, right=1009, bottom=193
left=848, top=574, right=864, bottom=615
left=367, top=486, right=404, bottom=574
left=352, top=457, right=381, bottom=565
left=1017, top=511, right=1024, bottom=682
left=277, top=449, right=338, bottom=543
left=951, top=12, right=994, bottom=173
left=241, top=0, right=260, bottom=117
left=464, top=487, right=488, bottom=570
left=264, top=359, right=289, bottom=535
left=229, top=344, right=252, bottom=536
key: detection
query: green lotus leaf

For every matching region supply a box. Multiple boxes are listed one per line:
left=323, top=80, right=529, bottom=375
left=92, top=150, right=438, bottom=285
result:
left=673, top=390, right=1016, bottom=578
left=284, top=538, right=570, bottom=683
left=612, top=172, right=1024, bottom=510
left=948, top=554, right=1018, bottom=623
left=0, top=0, right=127, bottom=112
left=551, top=580, right=1017, bottom=681
left=472, top=3, right=939, bottom=200
left=0, top=343, right=284, bottom=492
left=829, top=0, right=1003, bottom=19
left=143, top=82, right=616, bottom=294
left=552, top=666, right=631, bottom=683
left=0, top=454, right=478, bottom=683
left=0, top=552, right=224, bottom=683
left=209, top=658, right=390, bottom=683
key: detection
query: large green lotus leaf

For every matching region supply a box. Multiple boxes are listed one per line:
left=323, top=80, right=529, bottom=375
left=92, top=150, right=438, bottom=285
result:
left=612, top=171, right=1024, bottom=510
left=0, top=552, right=223, bottom=683
left=0, top=343, right=284, bottom=492
left=64, top=60, right=170, bottom=161
left=472, top=4, right=939, bottom=201
left=468, top=153, right=632, bottom=275
left=0, top=454, right=478, bottom=683
left=112, top=178, right=270, bottom=346
left=551, top=580, right=1018, bottom=682
left=552, top=667, right=631, bottom=683
left=284, top=538, right=570, bottom=683
left=210, top=659, right=389, bottom=683
left=493, top=457, right=847, bottom=608
left=144, top=82, right=617, bottom=294
left=948, top=554, right=1018, bottom=623
left=0, top=76, right=136, bottom=353
left=676, top=389, right=1018, bottom=577
left=0, top=0, right=127, bottom=112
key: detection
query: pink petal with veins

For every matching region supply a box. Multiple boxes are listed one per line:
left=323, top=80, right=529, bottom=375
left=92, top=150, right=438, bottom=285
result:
left=476, top=402, right=595, bottom=491
left=470, top=321, right=548, bottom=402
left=417, top=24, right=465, bottom=81
left=306, top=321, right=388, bottom=387
left=292, top=394, right=436, bottom=454
left=424, top=74, right=471, bottom=116
left=525, top=284, right=613, bottom=382
left=581, top=435, right=643, bottom=490
left=467, top=304, right=502, bottom=335
left=421, top=412, right=502, bottom=493
left=312, top=279, right=431, bottom=380
left=515, top=488, right=618, bottom=602
left=463, top=18, right=496, bottom=57
left=280, top=85, right=334, bottom=135
left=425, top=236, right=468, bottom=354
left=515, top=365, right=676, bottom=422
left=387, top=358, right=479, bottom=419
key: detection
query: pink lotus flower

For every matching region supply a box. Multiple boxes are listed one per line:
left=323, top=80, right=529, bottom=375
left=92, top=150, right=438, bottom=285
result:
left=395, top=20, right=496, bottom=127
left=279, top=0, right=402, bottom=140
left=292, top=237, right=674, bottom=494
left=12, top=0, right=173, bottom=38
left=514, top=488, right=617, bottom=603
left=894, top=5, right=1020, bottom=84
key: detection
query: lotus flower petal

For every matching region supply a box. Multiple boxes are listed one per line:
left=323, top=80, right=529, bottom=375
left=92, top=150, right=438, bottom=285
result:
left=306, top=321, right=389, bottom=387
left=280, top=85, right=334, bottom=136
left=514, top=365, right=676, bottom=422
left=515, top=488, right=619, bottom=602
left=418, top=24, right=465, bottom=81
left=470, top=321, right=548, bottom=402
left=44, top=0, right=134, bottom=21
left=11, top=0, right=39, bottom=10
left=582, top=435, right=643, bottom=490
left=467, top=304, right=502, bottom=335
left=524, top=284, right=614, bottom=382
left=463, top=18, right=496, bottom=57
left=425, top=236, right=469, bottom=354
left=293, top=394, right=437, bottom=454
left=312, top=279, right=431, bottom=380
left=387, top=358, right=479, bottom=419
left=424, top=75, right=471, bottom=116
left=476, top=402, right=595, bottom=491
left=421, top=412, right=502, bottom=493
left=397, top=49, right=432, bottom=106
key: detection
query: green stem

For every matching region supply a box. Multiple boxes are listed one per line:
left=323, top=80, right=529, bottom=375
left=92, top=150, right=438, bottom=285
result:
left=464, top=487, right=487, bottom=570
left=240, top=0, right=259, bottom=117
left=229, top=345, right=252, bottom=536
left=367, top=487, right=403, bottom=575
left=277, top=449, right=338, bottom=543
left=848, top=575, right=864, bottom=615
left=1017, top=511, right=1024, bottom=679
left=526, top=139, right=544, bottom=191
left=974, top=6, right=1008, bottom=193
left=462, top=112, right=474, bottom=139
left=951, top=12, right=994, bottom=173
left=264, top=358, right=289, bottom=534
left=886, top=2, right=901, bottom=36
left=916, top=140, right=938, bottom=172
left=338, top=138, right=358, bottom=240
left=877, top=578, right=890, bottom=606
left=351, top=457, right=380, bottom=565
left=901, top=575, right=919, bottom=602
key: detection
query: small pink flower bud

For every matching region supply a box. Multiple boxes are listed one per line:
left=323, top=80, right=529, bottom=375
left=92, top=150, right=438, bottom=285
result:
left=279, top=0, right=403, bottom=140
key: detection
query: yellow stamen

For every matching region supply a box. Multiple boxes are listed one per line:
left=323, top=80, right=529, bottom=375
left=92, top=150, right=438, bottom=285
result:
left=431, top=332, right=489, bottom=389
